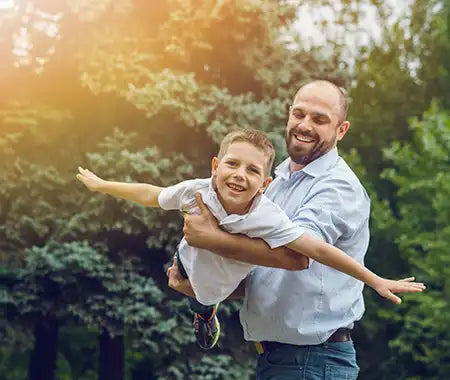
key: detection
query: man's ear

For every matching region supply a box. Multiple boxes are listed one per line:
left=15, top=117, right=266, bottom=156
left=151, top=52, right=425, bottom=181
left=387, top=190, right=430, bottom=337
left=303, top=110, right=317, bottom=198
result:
left=337, top=121, right=350, bottom=141
left=259, top=176, right=273, bottom=194
left=211, top=157, right=219, bottom=177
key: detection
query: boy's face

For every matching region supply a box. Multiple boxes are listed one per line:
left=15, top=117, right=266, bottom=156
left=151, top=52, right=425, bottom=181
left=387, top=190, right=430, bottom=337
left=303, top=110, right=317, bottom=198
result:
left=211, top=141, right=272, bottom=214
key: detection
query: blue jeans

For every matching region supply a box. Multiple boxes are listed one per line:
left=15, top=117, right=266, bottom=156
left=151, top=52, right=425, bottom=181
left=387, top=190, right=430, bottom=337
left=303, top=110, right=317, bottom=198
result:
left=256, top=341, right=359, bottom=380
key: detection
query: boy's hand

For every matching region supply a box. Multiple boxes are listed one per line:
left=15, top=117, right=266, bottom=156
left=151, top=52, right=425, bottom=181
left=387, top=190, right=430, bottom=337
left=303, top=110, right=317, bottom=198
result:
left=374, top=277, right=426, bottom=304
left=167, top=256, right=195, bottom=298
left=76, top=166, right=105, bottom=192
left=183, top=193, right=221, bottom=250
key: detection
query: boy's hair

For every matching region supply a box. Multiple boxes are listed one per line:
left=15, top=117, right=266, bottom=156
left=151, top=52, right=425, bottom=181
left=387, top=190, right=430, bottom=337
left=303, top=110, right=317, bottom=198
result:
left=217, top=128, right=275, bottom=176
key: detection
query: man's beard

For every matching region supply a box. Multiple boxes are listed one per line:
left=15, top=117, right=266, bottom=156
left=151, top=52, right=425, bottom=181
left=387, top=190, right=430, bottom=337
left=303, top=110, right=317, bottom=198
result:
left=285, top=129, right=336, bottom=166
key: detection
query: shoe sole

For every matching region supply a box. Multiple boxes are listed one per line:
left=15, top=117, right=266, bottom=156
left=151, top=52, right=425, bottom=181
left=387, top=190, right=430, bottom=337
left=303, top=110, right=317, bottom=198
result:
left=209, top=315, right=220, bottom=349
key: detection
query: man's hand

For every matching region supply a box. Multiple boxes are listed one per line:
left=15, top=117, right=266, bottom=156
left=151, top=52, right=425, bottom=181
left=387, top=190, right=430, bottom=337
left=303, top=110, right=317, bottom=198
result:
left=374, top=277, right=426, bottom=304
left=167, top=256, right=195, bottom=297
left=183, top=193, right=222, bottom=250
left=76, top=167, right=105, bottom=192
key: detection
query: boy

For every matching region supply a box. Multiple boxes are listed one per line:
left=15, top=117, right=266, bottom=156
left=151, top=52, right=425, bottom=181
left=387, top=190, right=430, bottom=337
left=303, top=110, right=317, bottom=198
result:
left=76, top=128, right=424, bottom=350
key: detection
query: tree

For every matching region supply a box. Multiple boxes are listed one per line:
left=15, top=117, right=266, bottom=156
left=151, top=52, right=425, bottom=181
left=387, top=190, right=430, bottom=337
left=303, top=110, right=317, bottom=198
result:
left=378, top=103, right=450, bottom=379
left=344, top=0, right=449, bottom=182
left=2, top=0, right=446, bottom=378
left=0, top=1, right=342, bottom=378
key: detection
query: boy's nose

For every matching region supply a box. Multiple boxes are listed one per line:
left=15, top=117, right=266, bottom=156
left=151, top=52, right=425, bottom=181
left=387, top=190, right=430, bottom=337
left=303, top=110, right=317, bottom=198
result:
left=232, top=168, right=246, bottom=180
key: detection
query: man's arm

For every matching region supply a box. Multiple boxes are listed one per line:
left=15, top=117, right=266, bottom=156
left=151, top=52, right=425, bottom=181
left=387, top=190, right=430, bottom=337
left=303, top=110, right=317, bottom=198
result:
left=183, top=193, right=309, bottom=271
left=76, top=166, right=163, bottom=207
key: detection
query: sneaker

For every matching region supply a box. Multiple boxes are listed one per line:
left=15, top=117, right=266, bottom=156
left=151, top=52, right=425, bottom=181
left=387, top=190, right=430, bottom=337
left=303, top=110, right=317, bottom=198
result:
left=193, top=306, right=221, bottom=350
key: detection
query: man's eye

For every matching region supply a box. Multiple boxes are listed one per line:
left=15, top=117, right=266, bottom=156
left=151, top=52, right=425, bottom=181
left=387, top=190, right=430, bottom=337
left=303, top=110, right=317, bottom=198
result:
left=293, top=111, right=304, bottom=118
left=227, top=161, right=237, bottom=166
left=314, top=118, right=327, bottom=124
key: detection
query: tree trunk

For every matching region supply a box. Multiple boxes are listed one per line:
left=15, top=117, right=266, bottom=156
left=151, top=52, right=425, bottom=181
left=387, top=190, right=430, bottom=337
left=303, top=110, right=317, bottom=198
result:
left=28, top=316, right=59, bottom=380
left=98, top=329, right=124, bottom=380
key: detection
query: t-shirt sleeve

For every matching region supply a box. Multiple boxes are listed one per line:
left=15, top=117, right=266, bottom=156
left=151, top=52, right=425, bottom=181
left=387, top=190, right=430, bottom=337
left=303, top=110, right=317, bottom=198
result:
left=242, top=200, right=305, bottom=249
left=291, top=177, right=371, bottom=245
left=157, top=179, right=199, bottom=211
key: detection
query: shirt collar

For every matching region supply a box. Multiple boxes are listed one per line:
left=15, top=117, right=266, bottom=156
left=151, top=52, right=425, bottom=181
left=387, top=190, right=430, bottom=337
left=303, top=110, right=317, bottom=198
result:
left=204, top=179, right=228, bottom=221
left=274, top=148, right=339, bottom=180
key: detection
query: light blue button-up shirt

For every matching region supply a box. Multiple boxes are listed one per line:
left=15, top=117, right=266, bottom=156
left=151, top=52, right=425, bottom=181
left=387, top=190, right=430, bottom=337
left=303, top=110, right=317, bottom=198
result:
left=239, top=148, right=371, bottom=345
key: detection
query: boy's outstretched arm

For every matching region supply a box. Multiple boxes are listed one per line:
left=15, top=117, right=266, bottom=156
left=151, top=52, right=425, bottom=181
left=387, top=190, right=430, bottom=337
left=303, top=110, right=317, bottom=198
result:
left=286, top=234, right=426, bottom=304
left=183, top=193, right=425, bottom=302
left=76, top=166, right=164, bottom=207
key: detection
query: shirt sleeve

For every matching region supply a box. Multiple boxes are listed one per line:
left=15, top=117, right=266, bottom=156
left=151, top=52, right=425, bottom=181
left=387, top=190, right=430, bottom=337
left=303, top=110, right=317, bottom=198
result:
left=241, top=199, right=305, bottom=249
left=157, top=179, right=199, bottom=211
left=291, top=177, right=371, bottom=245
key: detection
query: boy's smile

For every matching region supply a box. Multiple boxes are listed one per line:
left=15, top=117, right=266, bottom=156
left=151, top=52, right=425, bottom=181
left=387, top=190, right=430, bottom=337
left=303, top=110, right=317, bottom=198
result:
left=211, top=141, right=272, bottom=215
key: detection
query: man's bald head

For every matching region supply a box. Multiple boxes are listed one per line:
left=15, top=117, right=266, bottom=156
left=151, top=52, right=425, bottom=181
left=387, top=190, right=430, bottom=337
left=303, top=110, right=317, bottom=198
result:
left=293, top=80, right=348, bottom=124
left=286, top=79, right=351, bottom=168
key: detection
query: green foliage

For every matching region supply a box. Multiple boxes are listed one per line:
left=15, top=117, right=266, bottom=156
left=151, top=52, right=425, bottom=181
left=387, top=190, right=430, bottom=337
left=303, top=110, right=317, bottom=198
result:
left=377, top=104, right=450, bottom=379
left=55, top=326, right=98, bottom=380
left=344, top=0, right=449, bottom=179
left=342, top=104, right=450, bottom=379
left=0, top=346, right=29, bottom=380
left=0, top=0, right=448, bottom=379
left=189, top=355, right=254, bottom=380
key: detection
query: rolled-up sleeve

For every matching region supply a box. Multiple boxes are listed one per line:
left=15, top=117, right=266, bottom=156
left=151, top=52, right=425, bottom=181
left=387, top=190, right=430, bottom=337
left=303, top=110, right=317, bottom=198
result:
left=158, top=179, right=199, bottom=211
left=291, top=177, right=370, bottom=245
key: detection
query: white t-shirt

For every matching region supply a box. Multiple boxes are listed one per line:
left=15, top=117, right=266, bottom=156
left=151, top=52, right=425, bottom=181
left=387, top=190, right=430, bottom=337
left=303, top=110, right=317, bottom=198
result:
left=158, top=178, right=304, bottom=305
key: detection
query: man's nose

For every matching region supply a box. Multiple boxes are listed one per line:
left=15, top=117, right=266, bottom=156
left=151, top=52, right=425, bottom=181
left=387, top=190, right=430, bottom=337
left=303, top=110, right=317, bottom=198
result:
left=297, top=115, right=313, bottom=131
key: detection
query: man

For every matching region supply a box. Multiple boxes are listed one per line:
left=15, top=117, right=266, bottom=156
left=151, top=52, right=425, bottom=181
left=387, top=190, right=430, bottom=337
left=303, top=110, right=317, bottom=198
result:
left=169, top=80, right=372, bottom=379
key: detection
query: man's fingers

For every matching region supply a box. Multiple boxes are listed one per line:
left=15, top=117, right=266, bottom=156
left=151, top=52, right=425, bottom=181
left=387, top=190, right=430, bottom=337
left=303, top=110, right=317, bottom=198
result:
left=195, top=192, right=208, bottom=213
left=168, top=266, right=179, bottom=287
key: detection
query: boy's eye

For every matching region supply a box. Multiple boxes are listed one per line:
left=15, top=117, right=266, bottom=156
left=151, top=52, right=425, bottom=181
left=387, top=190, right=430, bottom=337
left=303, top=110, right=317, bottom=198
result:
left=248, top=167, right=260, bottom=174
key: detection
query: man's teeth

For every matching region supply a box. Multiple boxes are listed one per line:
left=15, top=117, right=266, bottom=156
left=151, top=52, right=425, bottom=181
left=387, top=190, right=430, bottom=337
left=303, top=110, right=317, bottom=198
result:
left=228, top=183, right=245, bottom=191
left=294, top=134, right=314, bottom=143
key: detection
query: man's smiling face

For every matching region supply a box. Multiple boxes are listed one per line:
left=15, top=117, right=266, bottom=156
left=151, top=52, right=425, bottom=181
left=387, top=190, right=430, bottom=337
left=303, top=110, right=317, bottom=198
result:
left=285, top=82, right=349, bottom=167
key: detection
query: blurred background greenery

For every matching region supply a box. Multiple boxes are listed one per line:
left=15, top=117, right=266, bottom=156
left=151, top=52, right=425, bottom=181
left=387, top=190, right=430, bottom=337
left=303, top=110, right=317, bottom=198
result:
left=0, top=0, right=448, bottom=379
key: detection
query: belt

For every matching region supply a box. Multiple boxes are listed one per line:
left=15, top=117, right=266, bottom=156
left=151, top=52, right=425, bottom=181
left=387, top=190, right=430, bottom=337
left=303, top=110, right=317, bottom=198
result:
left=255, top=328, right=352, bottom=354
